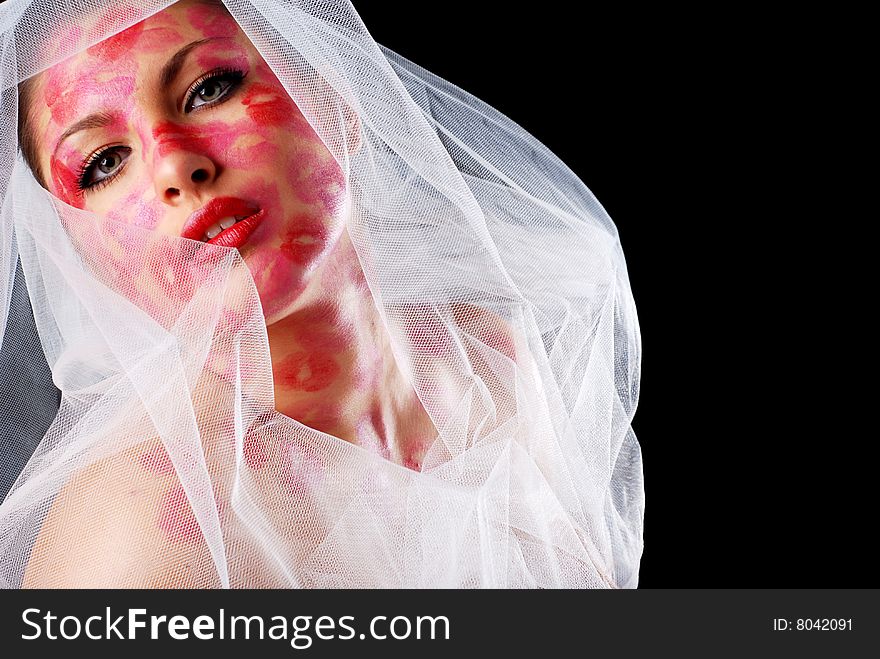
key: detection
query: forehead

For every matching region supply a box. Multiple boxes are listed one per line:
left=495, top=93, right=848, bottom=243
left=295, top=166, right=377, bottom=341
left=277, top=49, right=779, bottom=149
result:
left=28, top=1, right=242, bottom=129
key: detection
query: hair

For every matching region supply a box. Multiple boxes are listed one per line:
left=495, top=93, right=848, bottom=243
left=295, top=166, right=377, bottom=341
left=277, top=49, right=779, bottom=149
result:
left=17, top=75, right=45, bottom=188
left=16, top=0, right=231, bottom=190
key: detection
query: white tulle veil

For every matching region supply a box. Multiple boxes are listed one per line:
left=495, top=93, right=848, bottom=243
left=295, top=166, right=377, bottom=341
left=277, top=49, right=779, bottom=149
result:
left=0, top=0, right=644, bottom=587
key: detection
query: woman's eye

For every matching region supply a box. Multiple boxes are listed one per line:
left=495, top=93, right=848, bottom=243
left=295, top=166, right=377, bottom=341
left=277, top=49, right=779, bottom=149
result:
left=79, top=146, right=131, bottom=190
left=198, top=80, right=225, bottom=103
left=186, top=70, right=244, bottom=112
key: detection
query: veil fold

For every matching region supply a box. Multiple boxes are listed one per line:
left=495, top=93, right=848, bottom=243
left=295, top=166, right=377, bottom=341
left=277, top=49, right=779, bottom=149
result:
left=0, top=0, right=644, bottom=588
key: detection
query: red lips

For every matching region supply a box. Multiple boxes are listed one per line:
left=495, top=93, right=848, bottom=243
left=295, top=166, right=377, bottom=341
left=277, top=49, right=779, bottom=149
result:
left=181, top=197, right=265, bottom=249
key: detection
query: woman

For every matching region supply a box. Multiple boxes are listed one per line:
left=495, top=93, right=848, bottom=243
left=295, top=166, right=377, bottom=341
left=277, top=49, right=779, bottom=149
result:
left=0, top=0, right=644, bottom=588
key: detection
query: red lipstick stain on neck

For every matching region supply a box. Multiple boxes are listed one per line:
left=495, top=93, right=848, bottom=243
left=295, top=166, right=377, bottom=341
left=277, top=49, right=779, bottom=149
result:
left=276, top=350, right=340, bottom=392
left=402, top=306, right=456, bottom=357
left=401, top=436, right=433, bottom=472
left=242, top=82, right=294, bottom=126
left=483, top=328, right=517, bottom=362
left=282, top=400, right=341, bottom=436
left=288, top=301, right=348, bottom=351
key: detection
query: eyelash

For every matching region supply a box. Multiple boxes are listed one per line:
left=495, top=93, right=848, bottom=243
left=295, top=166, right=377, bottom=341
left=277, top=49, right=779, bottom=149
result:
left=76, top=67, right=247, bottom=192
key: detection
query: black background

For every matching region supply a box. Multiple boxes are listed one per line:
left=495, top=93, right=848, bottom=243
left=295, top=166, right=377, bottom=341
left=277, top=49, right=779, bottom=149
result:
left=349, top=3, right=868, bottom=588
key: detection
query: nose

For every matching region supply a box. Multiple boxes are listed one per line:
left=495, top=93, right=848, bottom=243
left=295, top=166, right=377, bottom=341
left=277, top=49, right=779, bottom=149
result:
left=152, top=149, right=218, bottom=205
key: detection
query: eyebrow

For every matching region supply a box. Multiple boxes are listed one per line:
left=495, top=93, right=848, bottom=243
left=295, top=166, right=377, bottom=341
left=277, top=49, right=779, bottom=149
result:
left=52, top=38, right=225, bottom=158
left=159, top=38, right=216, bottom=89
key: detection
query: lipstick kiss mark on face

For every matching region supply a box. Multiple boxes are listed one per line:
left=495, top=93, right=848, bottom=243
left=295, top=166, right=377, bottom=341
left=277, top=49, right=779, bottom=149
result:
left=107, top=188, right=162, bottom=230
left=242, top=82, right=293, bottom=126
left=276, top=350, right=340, bottom=392
left=279, top=212, right=328, bottom=266
left=296, top=153, right=346, bottom=214
left=278, top=440, right=325, bottom=496
left=49, top=155, right=84, bottom=208
left=185, top=3, right=240, bottom=38
left=86, top=17, right=145, bottom=61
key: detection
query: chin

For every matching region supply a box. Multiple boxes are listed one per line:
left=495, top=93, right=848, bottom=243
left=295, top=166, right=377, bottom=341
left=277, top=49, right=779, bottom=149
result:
left=254, top=275, right=309, bottom=326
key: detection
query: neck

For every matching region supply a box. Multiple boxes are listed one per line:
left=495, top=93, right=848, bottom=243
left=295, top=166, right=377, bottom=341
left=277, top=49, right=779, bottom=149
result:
left=265, top=229, right=419, bottom=460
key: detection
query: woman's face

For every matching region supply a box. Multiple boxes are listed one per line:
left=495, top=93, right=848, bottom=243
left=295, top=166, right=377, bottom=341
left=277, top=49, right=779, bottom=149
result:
left=27, top=0, right=350, bottom=323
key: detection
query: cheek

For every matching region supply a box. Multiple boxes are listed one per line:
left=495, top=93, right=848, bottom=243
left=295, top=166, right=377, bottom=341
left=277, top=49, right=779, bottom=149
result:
left=104, top=188, right=162, bottom=230
left=293, top=151, right=347, bottom=216
left=279, top=211, right=330, bottom=266
left=244, top=64, right=323, bottom=145
left=49, top=155, right=84, bottom=209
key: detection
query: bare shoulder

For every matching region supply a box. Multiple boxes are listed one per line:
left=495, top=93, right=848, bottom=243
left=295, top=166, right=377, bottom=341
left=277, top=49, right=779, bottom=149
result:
left=22, top=440, right=218, bottom=588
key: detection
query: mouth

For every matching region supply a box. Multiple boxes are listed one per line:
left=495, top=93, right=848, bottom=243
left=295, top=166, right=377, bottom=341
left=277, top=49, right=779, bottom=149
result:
left=202, top=211, right=266, bottom=249
left=200, top=214, right=251, bottom=242
left=182, top=197, right=266, bottom=250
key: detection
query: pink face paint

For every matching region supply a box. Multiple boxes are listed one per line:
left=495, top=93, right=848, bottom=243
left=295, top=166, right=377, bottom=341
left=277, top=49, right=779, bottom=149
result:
left=152, top=120, right=217, bottom=159
left=106, top=187, right=162, bottom=230
left=138, top=445, right=175, bottom=475
left=151, top=117, right=278, bottom=170
left=101, top=74, right=137, bottom=103
left=49, top=155, right=84, bottom=208
left=135, top=27, right=186, bottom=54
left=158, top=483, right=202, bottom=545
left=249, top=62, right=326, bottom=143
left=275, top=350, right=340, bottom=392
left=43, top=65, right=78, bottom=126
left=185, top=4, right=240, bottom=38
left=82, top=3, right=150, bottom=52
left=295, top=151, right=347, bottom=215
left=279, top=211, right=329, bottom=266
left=196, top=48, right=250, bottom=74
left=86, top=19, right=144, bottom=61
